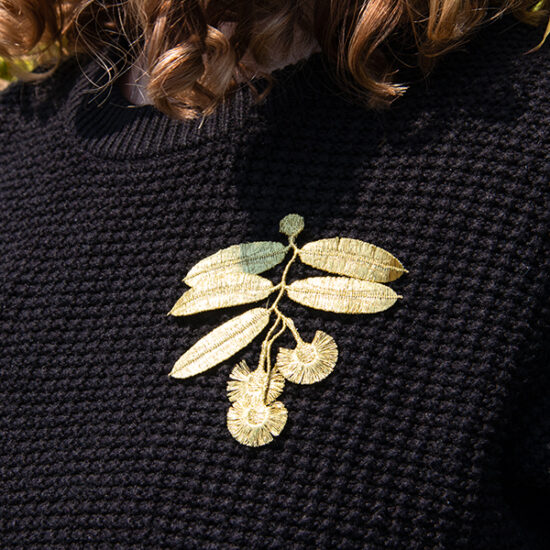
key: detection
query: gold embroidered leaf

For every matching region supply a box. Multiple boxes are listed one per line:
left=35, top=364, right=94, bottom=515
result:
left=184, top=241, right=288, bottom=287
left=169, top=308, right=270, bottom=379
left=287, top=276, right=400, bottom=314
left=299, top=237, right=406, bottom=282
left=170, top=273, right=275, bottom=316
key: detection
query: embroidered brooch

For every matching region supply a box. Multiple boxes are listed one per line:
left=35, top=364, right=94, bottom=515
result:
left=168, top=214, right=407, bottom=447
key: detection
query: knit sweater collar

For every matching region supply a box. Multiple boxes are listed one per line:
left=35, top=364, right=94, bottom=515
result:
left=61, top=45, right=334, bottom=159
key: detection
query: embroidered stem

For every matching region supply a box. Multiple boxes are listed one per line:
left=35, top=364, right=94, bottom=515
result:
left=259, top=238, right=302, bottom=403
left=258, top=314, right=282, bottom=372
left=263, top=319, right=287, bottom=404
left=282, top=316, right=304, bottom=345
left=268, top=241, right=299, bottom=314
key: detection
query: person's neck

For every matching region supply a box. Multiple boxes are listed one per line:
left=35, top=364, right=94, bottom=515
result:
left=119, top=25, right=320, bottom=106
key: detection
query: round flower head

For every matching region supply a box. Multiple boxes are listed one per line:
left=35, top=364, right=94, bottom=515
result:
left=227, top=400, right=288, bottom=447
left=276, top=331, right=338, bottom=384
left=226, top=360, right=285, bottom=404
left=279, top=213, right=304, bottom=238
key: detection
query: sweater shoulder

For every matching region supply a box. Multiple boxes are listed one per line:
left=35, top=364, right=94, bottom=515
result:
left=0, top=55, right=86, bottom=135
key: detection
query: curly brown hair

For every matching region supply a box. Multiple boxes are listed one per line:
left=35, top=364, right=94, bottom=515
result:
left=0, top=1, right=548, bottom=120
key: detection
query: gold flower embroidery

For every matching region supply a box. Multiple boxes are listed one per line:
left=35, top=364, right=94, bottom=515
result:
left=276, top=330, right=338, bottom=385
left=226, top=360, right=285, bottom=404
left=227, top=399, right=288, bottom=447
left=169, top=214, right=407, bottom=446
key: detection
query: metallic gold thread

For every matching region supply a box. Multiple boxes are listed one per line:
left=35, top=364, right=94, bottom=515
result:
left=169, top=213, right=407, bottom=446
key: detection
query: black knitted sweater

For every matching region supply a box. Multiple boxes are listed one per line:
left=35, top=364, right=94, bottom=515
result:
left=1, top=14, right=549, bottom=549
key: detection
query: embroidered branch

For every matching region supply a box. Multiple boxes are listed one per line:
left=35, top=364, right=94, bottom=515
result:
left=168, top=214, right=407, bottom=447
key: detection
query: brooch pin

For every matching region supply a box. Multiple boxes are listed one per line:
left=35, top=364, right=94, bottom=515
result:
left=168, top=214, right=407, bottom=447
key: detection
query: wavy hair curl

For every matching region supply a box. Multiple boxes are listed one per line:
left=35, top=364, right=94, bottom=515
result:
left=0, top=0, right=548, bottom=119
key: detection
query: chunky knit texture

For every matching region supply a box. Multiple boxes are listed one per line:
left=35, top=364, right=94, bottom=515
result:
left=1, top=14, right=549, bottom=549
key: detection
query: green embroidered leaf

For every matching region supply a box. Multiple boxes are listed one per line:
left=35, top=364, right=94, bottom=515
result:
left=169, top=308, right=271, bottom=379
left=299, top=237, right=406, bottom=282
left=169, top=273, right=275, bottom=316
left=184, top=241, right=289, bottom=286
left=287, top=276, right=400, bottom=314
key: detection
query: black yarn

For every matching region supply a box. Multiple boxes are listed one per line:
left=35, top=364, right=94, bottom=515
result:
left=1, top=14, right=549, bottom=549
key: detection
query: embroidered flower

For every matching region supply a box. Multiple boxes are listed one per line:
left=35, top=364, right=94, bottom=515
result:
left=275, top=331, right=338, bottom=384
left=279, top=213, right=304, bottom=238
left=226, top=399, right=288, bottom=447
left=226, top=360, right=285, bottom=404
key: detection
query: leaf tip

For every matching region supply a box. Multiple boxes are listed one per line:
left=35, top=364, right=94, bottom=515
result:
left=168, top=366, right=184, bottom=378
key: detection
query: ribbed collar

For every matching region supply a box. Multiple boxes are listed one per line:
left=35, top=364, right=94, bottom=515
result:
left=60, top=43, right=335, bottom=159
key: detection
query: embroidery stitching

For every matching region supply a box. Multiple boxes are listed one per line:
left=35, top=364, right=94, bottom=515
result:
left=169, top=214, right=407, bottom=447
